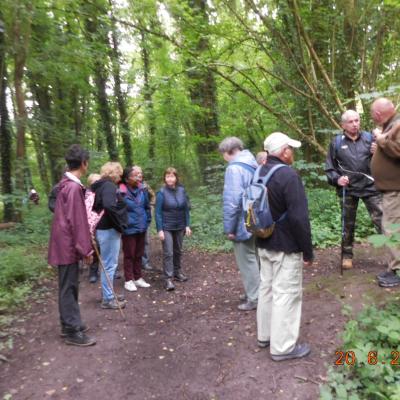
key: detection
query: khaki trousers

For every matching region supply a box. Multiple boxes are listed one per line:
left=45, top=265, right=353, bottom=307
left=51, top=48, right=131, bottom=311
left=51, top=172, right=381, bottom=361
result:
left=382, top=191, right=400, bottom=270
left=257, top=249, right=303, bottom=355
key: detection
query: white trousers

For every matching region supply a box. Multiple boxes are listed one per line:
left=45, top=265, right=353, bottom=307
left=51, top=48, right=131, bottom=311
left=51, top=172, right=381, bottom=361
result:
left=257, top=249, right=303, bottom=355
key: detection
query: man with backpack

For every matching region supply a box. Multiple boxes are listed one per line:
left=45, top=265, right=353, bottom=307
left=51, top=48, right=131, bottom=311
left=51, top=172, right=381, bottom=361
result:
left=218, top=137, right=260, bottom=311
left=325, top=109, right=383, bottom=270
left=257, top=132, right=313, bottom=361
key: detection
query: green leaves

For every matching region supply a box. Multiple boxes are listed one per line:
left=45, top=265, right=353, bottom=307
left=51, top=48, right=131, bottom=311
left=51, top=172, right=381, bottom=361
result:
left=321, top=303, right=400, bottom=398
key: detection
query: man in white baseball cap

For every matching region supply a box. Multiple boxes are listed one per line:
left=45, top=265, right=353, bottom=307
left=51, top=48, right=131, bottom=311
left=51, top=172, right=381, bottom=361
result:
left=264, top=132, right=301, bottom=155
left=257, top=131, right=313, bottom=361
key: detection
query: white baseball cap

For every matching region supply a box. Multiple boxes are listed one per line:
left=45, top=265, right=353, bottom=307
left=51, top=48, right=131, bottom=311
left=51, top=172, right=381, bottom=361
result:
left=264, top=132, right=301, bottom=153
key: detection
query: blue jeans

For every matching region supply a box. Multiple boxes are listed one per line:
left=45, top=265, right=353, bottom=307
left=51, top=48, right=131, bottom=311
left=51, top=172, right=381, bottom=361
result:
left=141, top=229, right=150, bottom=266
left=96, top=229, right=121, bottom=301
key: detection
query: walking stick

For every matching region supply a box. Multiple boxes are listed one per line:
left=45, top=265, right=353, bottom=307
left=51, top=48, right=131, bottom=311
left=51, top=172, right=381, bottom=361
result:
left=340, top=186, right=346, bottom=276
left=92, top=240, right=126, bottom=320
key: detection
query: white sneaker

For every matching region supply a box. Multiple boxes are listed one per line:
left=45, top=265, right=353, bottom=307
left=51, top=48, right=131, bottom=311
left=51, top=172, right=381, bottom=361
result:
left=134, top=278, right=151, bottom=288
left=124, top=280, right=137, bottom=292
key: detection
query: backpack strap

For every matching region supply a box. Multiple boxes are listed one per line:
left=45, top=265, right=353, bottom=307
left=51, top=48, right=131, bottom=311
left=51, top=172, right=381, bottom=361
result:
left=334, top=134, right=345, bottom=157
left=260, top=164, right=288, bottom=223
left=230, top=162, right=256, bottom=175
left=260, top=164, right=288, bottom=186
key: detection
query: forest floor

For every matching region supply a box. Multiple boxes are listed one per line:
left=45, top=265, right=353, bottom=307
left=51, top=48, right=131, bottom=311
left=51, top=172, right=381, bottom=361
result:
left=1, top=241, right=399, bottom=400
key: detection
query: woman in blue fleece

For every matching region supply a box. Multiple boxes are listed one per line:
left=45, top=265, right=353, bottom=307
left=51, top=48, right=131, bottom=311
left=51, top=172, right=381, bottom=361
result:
left=155, top=167, right=192, bottom=291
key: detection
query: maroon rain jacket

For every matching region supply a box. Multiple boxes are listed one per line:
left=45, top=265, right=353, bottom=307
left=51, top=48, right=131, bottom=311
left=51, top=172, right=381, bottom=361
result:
left=48, top=175, right=93, bottom=266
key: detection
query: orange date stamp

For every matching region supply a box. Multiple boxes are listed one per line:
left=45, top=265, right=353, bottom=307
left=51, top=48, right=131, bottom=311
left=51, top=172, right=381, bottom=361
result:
left=335, top=350, right=400, bottom=366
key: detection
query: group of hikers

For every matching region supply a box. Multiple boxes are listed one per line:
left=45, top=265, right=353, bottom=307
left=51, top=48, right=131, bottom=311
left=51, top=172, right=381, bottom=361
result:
left=48, top=97, right=400, bottom=362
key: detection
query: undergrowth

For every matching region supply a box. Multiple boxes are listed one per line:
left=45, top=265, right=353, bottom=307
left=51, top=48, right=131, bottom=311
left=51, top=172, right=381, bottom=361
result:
left=0, top=206, right=51, bottom=313
left=321, top=302, right=400, bottom=399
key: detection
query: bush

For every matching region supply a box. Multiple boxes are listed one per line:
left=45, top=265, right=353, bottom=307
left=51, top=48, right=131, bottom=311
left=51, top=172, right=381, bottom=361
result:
left=0, top=205, right=51, bottom=311
left=321, top=303, right=400, bottom=399
left=307, top=188, right=376, bottom=248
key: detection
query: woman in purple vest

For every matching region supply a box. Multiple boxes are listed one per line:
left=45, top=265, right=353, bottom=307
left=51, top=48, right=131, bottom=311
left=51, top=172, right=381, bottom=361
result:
left=155, top=167, right=192, bottom=291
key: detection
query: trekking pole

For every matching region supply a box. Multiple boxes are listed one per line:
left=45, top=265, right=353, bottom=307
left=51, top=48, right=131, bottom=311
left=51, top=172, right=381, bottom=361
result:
left=340, top=186, right=346, bottom=276
left=92, top=240, right=126, bottom=321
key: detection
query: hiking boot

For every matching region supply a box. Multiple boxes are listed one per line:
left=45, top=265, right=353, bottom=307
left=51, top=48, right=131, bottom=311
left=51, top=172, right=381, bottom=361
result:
left=378, top=271, right=400, bottom=288
left=101, top=299, right=126, bottom=309
left=134, top=278, right=151, bottom=288
left=342, top=259, right=353, bottom=269
left=64, top=331, right=96, bottom=347
left=257, top=340, right=270, bottom=348
left=239, top=293, right=247, bottom=301
left=271, top=343, right=311, bottom=361
left=238, top=300, right=257, bottom=311
left=124, top=280, right=137, bottom=292
left=60, top=324, right=89, bottom=338
left=377, top=270, right=396, bottom=282
left=174, top=272, right=188, bottom=282
left=165, top=279, right=175, bottom=291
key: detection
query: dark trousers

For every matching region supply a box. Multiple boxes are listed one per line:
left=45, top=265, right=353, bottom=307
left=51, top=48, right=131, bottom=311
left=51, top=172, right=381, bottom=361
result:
left=341, top=192, right=383, bottom=258
left=122, top=233, right=145, bottom=281
left=162, top=229, right=184, bottom=279
left=58, top=264, right=82, bottom=332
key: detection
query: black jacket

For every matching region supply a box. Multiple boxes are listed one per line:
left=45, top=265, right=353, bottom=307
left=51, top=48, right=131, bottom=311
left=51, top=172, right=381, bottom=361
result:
left=325, top=131, right=379, bottom=197
left=256, top=157, right=313, bottom=262
left=92, top=178, right=128, bottom=233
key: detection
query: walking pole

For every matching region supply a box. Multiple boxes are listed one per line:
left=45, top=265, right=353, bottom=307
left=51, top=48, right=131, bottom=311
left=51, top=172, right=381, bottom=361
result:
left=340, top=186, right=346, bottom=276
left=92, top=240, right=126, bottom=321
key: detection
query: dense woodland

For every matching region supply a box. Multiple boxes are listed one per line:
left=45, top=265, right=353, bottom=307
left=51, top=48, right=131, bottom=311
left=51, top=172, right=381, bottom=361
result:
left=0, top=0, right=399, bottom=222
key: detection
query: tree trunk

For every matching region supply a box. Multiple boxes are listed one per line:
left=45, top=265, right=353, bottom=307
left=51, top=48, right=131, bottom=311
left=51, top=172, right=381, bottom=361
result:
left=111, top=16, right=132, bottom=165
left=185, top=0, right=220, bottom=171
left=0, top=18, right=15, bottom=222
left=140, top=30, right=157, bottom=165
left=83, top=6, right=118, bottom=161
left=12, top=5, right=32, bottom=221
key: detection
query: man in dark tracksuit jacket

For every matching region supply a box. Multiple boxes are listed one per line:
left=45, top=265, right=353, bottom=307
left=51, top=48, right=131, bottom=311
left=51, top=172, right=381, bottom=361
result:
left=257, top=132, right=313, bottom=362
left=325, top=109, right=382, bottom=270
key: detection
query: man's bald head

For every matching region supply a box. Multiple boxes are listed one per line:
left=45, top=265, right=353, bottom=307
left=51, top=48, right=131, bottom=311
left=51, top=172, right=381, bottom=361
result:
left=371, top=98, right=396, bottom=125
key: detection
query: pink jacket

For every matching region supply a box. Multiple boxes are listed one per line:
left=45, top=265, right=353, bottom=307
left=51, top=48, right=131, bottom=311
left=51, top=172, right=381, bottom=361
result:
left=48, top=176, right=93, bottom=266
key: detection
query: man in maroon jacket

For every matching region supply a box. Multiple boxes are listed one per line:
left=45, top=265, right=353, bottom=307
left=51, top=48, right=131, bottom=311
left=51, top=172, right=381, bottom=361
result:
left=48, top=144, right=96, bottom=346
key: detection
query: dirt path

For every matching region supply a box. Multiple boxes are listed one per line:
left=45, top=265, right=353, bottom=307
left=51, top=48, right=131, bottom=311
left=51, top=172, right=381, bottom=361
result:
left=1, top=243, right=398, bottom=400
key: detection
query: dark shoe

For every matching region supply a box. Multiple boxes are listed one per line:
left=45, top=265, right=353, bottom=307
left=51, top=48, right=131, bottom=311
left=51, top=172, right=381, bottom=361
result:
left=60, top=324, right=89, bottom=338
left=271, top=343, right=311, bottom=361
left=101, top=299, right=126, bottom=309
left=239, top=293, right=247, bottom=301
left=238, top=300, right=257, bottom=311
left=142, top=264, right=154, bottom=272
left=174, top=272, right=188, bottom=282
left=258, top=340, right=270, bottom=348
left=377, top=270, right=396, bottom=282
left=89, top=270, right=98, bottom=283
left=378, top=273, right=400, bottom=288
left=114, top=271, right=122, bottom=280
left=64, top=331, right=96, bottom=347
left=165, top=279, right=175, bottom=291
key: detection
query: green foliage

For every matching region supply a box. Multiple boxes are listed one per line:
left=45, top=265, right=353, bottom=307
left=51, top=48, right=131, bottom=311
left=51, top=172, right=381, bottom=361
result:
left=187, top=189, right=232, bottom=252
left=321, top=302, right=400, bottom=399
left=369, top=224, right=400, bottom=248
left=0, top=205, right=50, bottom=311
left=307, top=188, right=375, bottom=248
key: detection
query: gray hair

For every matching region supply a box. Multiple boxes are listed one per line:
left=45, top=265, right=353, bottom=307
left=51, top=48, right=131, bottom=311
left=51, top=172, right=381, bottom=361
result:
left=218, top=137, right=244, bottom=154
left=256, top=151, right=268, bottom=165
left=341, top=109, right=359, bottom=123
